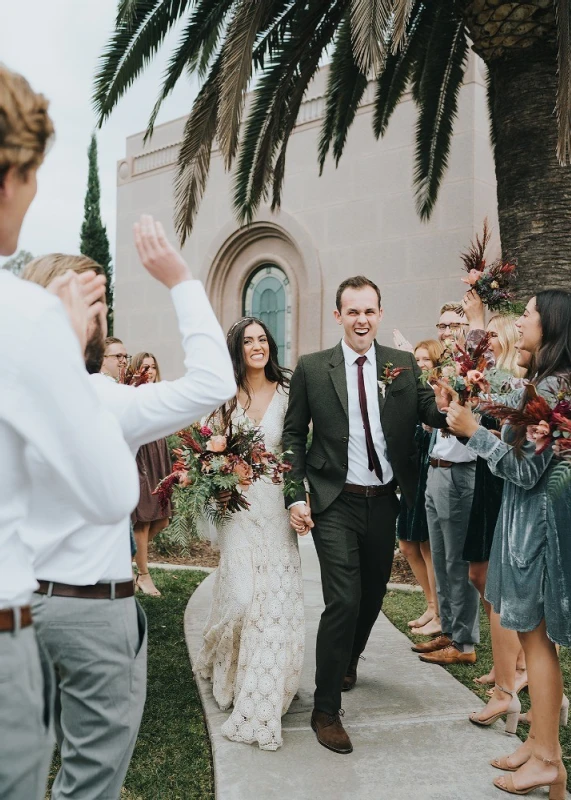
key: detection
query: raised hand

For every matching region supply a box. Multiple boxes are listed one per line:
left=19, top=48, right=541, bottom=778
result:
left=392, top=329, right=414, bottom=352
left=133, top=214, right=193, bottom=289
left=289, top=502, right=314, bottom=536
left=461, top=289, right=485, bottom=329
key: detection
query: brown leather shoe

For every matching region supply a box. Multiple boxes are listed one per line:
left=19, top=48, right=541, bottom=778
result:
left=411, top=635, right=452, bottom=654
left=311, top=709, right=353, bottom=754
left=342, top=656, right=360, bottom=692
left=419, top=645, right=477, bottom=665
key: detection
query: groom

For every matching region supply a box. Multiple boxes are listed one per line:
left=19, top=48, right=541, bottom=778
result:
left=283, top=276, right=446, bottom=754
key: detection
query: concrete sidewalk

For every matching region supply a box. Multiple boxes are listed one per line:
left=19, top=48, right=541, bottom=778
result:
left=184, top=537, right=565, bottom=800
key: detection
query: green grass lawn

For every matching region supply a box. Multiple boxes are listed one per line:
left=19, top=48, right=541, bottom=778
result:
left=48, top=569, right=212, bottom=800
left=383, top=589, right=571, bottom=788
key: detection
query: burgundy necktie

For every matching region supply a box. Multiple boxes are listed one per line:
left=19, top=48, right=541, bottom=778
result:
left=355, top=356, right=384, bottom=482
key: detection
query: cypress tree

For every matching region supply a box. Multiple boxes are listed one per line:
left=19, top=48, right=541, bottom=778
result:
left=80, top=134, right=113, bottom=333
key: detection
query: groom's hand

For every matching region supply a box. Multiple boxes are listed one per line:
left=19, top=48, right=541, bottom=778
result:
left=289, top=503, right=314, bottom=536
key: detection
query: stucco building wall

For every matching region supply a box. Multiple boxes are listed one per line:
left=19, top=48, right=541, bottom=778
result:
left=115, top=55, right=498, bottom=379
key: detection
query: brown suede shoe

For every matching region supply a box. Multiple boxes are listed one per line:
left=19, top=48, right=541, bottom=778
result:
left=411, top=635, right=452, bottom=654
left=311, top=709, right=353, bottom=754
left=419, top=645, right=477, bottom=665
left=342, top=656, right=360, bottom=692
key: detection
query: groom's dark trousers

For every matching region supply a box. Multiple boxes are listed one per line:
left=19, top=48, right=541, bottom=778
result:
left=283, top=341, right=445, bottom=717
left=312, top=487, right=399, bottom=714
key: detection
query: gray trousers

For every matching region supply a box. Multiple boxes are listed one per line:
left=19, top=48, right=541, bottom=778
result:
left=32, top=593, right=147, bottom=800
left=0, top=622, right=54, bottom=800
left=425, top=463, right=480, bottom=646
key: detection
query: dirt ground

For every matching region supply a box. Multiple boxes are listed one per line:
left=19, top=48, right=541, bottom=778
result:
left=149, top=541, right=418, bottom=585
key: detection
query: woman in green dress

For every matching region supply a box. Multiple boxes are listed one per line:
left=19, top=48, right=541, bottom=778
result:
left=447, top=289, right=571, bottom=798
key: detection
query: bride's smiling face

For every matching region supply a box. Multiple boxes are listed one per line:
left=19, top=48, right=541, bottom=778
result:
left=242, top=323, right=269, bottom=371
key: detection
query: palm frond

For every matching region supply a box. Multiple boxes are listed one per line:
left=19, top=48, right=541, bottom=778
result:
left=548, top=461, right=571, bottom=500
left=145, top=0, right=236, bottom=139
left=373, top=0, right=427, bottom=138
left=350, top=0, right=392, bottom=75
left=217, top=0, right=270, bottom=169
left=485, top=67, right=497, bottom=153
left=413, top=7, right=468, bottom=219
left=174, top=59, right=222, bottom=244
left=391, top=0, right=415, bottom=52
left=234, top=0, right=348, bottom=224
left=555, top=0, right=571, bottom=164
left=116, top=0, right=142, bottom=25
left=94, top=0, right=193, bottom=125
left=319, top=13, right=369, bottom=172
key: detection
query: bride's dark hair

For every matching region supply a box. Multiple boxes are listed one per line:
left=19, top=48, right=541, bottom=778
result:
left=217, top=317, right=291, bottom=431
left=532, top=289, right=571, bottom=385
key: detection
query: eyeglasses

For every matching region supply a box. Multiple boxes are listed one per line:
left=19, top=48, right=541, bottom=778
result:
left=104, top=353, right=130, bottom=363
left=435, top=323, right=469, bottom=332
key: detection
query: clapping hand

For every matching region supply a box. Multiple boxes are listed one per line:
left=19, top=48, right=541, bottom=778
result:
left=446, top=401, right=480, bottom=438
left=47, top=270, right=107, bottom=353
left=134, top=215, right=193, bottom=289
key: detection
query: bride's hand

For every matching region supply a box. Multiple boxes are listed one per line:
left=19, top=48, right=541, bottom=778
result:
left=289, top=503, right=313, bottom=536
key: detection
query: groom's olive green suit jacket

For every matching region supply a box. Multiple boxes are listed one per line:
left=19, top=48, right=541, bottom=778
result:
left=283, top=341, right=446, bottom=516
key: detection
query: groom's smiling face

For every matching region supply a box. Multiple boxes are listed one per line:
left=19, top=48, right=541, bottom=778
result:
left=334, top=286, right=383, bottom=355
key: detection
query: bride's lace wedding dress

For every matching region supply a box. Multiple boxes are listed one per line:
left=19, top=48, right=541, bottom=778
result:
left=195, top=387, right=305, bottom=750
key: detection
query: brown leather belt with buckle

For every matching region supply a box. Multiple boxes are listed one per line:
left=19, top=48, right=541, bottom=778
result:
left=343, top=482, right=395, bottom=498
left=35, top=580, right=135, bottom=600
left=0, top=606, right=33, bottom=633
left=429, top=457, right=454, bottom=468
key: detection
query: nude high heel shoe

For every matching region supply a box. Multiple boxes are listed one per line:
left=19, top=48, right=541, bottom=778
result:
left=491, top=734, right=534, bottom=772
left=518, top=694, right=569, bottom=727
left=493, top=754, right=567, bottom=798
left=469, top=685, right=521, bottom=735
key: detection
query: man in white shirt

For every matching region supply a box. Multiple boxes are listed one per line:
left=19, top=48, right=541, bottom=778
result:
left=0, top=63, right=139, bottom=800
left=283, top=276, right=447, bottom=754
left=22, top=216, right=236, bottom=800
left=412, top=302, right=479, bottom=666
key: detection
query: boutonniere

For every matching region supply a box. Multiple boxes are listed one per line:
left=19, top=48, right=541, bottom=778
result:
left=378, top=362, right=409, bottom=398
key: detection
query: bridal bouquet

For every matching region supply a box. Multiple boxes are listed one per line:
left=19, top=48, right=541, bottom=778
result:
left=154, top=421, right=294, bottom=526
left=481, top=380, right=571, bottom=498
left=455, top=220, right=517, bottom=314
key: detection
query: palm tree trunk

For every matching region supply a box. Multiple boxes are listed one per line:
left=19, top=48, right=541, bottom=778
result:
left=488, top=43, right=571, bottom=298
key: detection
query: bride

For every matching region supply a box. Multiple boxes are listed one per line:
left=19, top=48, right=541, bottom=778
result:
left=195, top=317, right=305, bottom=750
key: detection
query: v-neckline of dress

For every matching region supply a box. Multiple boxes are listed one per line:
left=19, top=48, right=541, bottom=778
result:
left=237, top=385, right=279, bottom=426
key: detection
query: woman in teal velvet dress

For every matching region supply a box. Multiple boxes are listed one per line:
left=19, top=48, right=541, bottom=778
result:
left=447, top=289, right=571, bottom=798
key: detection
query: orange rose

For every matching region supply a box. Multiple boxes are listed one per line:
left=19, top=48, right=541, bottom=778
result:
left=206, top=435, right=227, bottom=453
left=233, top=460, right=253, bottom=488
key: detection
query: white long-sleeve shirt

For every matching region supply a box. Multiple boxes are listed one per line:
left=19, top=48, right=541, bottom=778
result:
left=341, top=339, right=394, bottom=485
left=21, top=280, right=236, bottom=584
left=0, top=272, right=139, bottom=608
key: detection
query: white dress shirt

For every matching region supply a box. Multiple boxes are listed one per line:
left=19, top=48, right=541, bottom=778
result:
left=431, top=429, right=476, bottom=463
left=342, top=339, right=393, bottom=486
left=0, top=272, right=139, bottom=607
left=21, top=280, right=236, bottom=584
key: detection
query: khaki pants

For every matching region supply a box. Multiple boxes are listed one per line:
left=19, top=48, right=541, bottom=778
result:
left=0, top=621, right=54, bottom=800
left=32, top=593, right=147, bottom=800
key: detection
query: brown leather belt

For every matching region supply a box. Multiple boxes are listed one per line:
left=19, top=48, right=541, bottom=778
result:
left=35, top=580, right=134, bottom=600
left=429, top=457, right=454, bottom=469
left=0, top=606, right=33, bottom=632
left=343, top=482, right=395, bottom=498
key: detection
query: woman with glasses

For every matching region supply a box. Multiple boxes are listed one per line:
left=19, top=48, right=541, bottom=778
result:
left=101, top=337, right=129, bottom=381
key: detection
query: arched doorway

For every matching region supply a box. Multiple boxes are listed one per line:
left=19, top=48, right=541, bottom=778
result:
left=243, top=264, right=291, bottom=366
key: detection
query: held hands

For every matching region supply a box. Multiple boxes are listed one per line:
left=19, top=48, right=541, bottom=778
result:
left=133, top=214, right=193, bottom=289
left=289, top=503, right=314, bottom=537
left=47, top=270, right=107, bottom=353
left=445, top=400, right=480, bottom=438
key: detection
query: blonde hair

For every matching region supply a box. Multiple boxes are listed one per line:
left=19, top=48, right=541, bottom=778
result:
left=0, top=64, right=54, bottom=184
left=414, top=339, right=445, bottom=368
left=104, top=336, right=123, bottom=353
left=439, top=302, right=462, bottom=316
left=130, top=351, right=161, bottom=382
left=487, top=314, right=526, bottom=377
left=22, top=253, right=104, bottom=288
